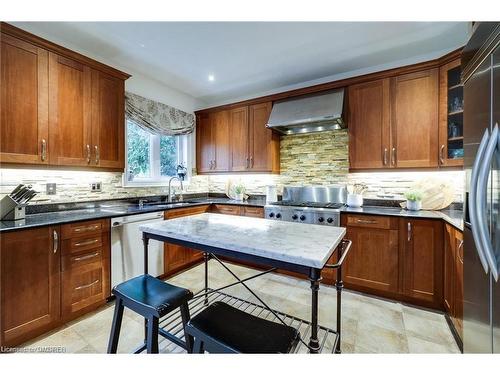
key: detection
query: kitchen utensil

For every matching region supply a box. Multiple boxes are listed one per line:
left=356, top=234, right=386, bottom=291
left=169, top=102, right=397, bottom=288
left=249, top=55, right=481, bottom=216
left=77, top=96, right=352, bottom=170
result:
left=9, top=184, right=24, bottom=198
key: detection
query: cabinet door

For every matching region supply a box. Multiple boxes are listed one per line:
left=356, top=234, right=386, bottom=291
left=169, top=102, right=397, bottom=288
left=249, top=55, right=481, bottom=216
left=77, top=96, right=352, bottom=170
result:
left=401, top=219, right=443, bottom=307
left=443, top=224, right=456, bottom=314
left=230, top=106, right=249, bottom=171
left=342, top=215, right=399, bottom=293
left=91, top=70, right=125, bottom=169
left=48, top=53, right=92, bottom=167
left=1, top=33, right=49, bottom=164
left=164, top=243, right=191, bottom=274
left=348, top=79, right=391, bottom=169
left=454, top=230, right=464, bottom=339
left=249, top=102, right=278, bottom=172
left=391, top=69, right=439, bottom=168
left=196, top=113, right=213, bottom=173
left=0, top=226, right=60, bottom=346
left=212, top=110, right=230, bottom=172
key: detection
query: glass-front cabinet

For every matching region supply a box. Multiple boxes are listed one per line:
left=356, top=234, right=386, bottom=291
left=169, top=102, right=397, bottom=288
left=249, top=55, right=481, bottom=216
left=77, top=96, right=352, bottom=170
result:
left=439, top=58, right=464, bottom=166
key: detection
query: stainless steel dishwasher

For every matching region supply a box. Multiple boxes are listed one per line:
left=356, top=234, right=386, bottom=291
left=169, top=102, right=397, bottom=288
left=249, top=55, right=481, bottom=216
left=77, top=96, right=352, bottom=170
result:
left=111, top=211, right=164, bottom=288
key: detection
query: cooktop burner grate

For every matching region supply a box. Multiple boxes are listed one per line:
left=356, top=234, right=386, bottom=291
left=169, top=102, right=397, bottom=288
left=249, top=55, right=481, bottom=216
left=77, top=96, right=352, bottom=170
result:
left=269, top=201, right=345, bottom=209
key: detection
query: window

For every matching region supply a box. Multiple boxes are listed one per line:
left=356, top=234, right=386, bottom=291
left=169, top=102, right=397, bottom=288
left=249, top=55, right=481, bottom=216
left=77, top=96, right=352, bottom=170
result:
left=125, top=119, right=189, bottom=185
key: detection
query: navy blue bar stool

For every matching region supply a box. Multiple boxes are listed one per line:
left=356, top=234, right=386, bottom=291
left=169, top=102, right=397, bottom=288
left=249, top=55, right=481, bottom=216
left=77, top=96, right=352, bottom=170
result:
left=107, top=274, right=193, bottom=354
left=185, top=301, right=300, bottom=353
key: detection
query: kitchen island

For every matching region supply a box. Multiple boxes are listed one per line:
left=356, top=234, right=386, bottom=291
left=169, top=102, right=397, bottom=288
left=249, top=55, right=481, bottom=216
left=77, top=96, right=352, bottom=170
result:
left=140, top=213, right=348, bottom=353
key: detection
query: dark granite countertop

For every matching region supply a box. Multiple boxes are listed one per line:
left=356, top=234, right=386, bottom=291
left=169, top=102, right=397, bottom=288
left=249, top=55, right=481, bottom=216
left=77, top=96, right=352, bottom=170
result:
left=0, top=196, right=268, bottom=233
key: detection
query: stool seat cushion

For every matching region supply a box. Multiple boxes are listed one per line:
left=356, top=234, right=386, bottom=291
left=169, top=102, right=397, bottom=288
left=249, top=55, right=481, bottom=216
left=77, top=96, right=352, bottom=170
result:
left=188, top=301, right=300, bottom=353
left=113, top=275, right=192, bottom=317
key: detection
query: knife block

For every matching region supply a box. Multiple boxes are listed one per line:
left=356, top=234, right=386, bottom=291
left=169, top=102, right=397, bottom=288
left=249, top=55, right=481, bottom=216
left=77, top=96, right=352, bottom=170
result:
left=0, top=195, right=26, bottom=221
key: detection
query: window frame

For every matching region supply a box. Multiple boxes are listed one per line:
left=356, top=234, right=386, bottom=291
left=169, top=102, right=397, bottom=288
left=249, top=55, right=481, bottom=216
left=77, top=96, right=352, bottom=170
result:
left=123, top=119, right=191, bottom=187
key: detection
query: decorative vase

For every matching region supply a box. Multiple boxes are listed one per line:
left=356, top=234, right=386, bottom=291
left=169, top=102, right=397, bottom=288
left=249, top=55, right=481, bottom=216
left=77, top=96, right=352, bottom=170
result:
left=407, top=200, right=422, bottom=211
left=235, top=193, right=244, bottom=201
left=347, top=193, right=363, bottom=208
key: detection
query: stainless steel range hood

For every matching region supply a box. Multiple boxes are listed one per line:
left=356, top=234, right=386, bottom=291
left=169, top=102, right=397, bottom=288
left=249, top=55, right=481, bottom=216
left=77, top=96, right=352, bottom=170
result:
left=266, top=89, right=345, bottom=135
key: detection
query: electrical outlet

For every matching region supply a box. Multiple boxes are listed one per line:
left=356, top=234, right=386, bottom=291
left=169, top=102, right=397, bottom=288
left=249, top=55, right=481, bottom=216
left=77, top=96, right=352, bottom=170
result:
left=46, top=183, right=57, bottom=195
left=90, top=182, right=102, bottom=192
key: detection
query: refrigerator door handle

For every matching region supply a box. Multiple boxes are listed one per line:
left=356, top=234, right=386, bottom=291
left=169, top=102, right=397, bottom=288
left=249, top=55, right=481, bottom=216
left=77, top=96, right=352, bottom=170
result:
left=470, top=128, right=491, bottom=273
left=476, top=124, right=499, bottom=281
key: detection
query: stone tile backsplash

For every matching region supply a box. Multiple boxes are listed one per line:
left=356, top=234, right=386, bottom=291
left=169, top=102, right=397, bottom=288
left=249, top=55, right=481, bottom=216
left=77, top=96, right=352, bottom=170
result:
left=0, top=130, right=465, bottom=204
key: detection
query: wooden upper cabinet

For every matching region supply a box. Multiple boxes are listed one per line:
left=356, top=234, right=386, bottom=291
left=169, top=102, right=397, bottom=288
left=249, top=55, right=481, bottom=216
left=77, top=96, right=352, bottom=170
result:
left=249, top=102, right=279, bottom=172
left=91, top=70, right=125, bottom=169
left=230, top=106, right=249, bottom=171
left=400, top=218, right=443, bottom=308
left=391, top=69, right=439, bottom=168
left=196, top=113, right=213, bottom=173
left=49, top=53, right=93, bottom=167
left=212, top=110, right=230, bottom=172
left=0, top=226, right=61, bottom=347
left=348, top=79, right=390, bottom=169
left=0, top=34, right=49, bottom=164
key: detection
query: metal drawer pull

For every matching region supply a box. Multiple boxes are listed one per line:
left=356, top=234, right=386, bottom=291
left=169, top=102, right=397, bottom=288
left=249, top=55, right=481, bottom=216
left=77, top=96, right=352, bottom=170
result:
left=74, top=225, right=100, bottom=233
left=41, top=139, right=47, bottom=161
left=407, top=222, right=412, bottom=242
left=356, top=219, right=377, bottom=224
left=73, top=252, right=99, bottom=261
left=53, top=230, right=58, bottom=253
left=74, top=279, right=100, bottom=291
left=74, top=239, right=99, bottom=247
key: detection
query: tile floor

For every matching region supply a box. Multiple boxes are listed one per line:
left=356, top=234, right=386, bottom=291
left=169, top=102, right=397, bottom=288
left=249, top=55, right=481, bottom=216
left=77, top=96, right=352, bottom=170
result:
left=21, top=260, right=460, bottom=354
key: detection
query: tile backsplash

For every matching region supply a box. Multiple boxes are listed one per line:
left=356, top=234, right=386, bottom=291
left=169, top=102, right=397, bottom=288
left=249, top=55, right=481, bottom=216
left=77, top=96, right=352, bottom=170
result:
left=0, top=131, right=465, bottom=204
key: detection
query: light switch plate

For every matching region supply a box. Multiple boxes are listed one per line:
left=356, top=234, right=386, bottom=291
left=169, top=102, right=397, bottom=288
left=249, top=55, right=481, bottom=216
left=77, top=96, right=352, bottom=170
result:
left=46, top=183, right=56, bottom=195
left=90, top=182, right=102, bottom=192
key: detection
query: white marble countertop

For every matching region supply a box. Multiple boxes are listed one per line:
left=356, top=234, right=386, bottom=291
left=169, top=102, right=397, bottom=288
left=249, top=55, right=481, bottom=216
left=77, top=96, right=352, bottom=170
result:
left=140, top=213, right=346, bottom=269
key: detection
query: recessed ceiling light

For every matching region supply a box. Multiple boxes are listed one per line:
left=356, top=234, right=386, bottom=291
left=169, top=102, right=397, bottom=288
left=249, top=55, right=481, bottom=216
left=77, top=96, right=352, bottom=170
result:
left=140, top=43, right=145, bottom=48
left=208, top=74, right=215, bottom=82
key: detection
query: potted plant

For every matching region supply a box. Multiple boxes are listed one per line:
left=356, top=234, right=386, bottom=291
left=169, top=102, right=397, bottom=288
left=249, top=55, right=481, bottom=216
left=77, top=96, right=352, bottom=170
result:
left=233, top=184, right=246, bottom=201
left=405, top=189, right=423, bottom=211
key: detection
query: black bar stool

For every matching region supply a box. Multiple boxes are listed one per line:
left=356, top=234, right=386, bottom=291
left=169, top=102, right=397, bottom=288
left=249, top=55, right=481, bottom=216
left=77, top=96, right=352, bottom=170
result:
left=107, top=274, right=193, bottom=354
left=185, top=301, right=300, bottom=353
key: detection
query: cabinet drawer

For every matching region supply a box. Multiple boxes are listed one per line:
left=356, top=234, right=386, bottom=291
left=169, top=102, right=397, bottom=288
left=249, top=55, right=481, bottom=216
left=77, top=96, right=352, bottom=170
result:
left=165, top=204, right=210, bottom=219
left=345, top=214, right=392, bottom=229
left=62, top=247, right=103, bottom=271
left=62, top=261, right=106, bottom=317
left=62, top=233, right=103, bottom=255
left=242, top=206, right=264, bottom=218
left=61, top=219, right=109, bottom=239
left=211, top=204, right=242, bottom=216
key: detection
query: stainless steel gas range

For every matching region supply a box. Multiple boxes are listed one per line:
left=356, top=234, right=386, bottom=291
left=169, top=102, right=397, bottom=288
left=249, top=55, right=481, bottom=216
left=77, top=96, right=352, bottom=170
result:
left=264, top=185, right=347, bottom=226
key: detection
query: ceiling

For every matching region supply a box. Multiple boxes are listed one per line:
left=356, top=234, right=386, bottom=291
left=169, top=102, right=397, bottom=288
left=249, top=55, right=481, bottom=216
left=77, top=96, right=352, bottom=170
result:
left=13, top=22, right=469, bottom=108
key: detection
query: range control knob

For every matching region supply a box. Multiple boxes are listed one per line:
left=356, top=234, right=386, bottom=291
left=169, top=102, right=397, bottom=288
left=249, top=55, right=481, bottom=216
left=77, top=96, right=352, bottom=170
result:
left=268, top=212, right=275, bottom=218
left=292, top=214, right=298, bottom=220
left=276, top=213, right=282, bottom=219
left=299, top=215, right=306, bottom=221
left=318, top=217, right=325, bottom=223
left=327, top=217, right=334, bottom=224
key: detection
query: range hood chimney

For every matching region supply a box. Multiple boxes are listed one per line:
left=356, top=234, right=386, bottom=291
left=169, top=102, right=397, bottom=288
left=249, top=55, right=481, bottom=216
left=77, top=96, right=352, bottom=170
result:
left=266, top=88, right=345, bottom=135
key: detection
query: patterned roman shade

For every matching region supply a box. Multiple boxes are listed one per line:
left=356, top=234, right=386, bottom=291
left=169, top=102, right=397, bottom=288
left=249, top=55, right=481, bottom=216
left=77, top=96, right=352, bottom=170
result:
left=125, top=91, right=195, bottom=136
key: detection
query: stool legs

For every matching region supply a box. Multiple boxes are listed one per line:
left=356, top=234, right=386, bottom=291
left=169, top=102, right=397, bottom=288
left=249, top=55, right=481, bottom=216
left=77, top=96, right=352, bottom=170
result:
left=180, top=302, right=193, bottom=353
left=146, top=316, right=159, bottom=353
left=107, top=297, right=124, bottom=353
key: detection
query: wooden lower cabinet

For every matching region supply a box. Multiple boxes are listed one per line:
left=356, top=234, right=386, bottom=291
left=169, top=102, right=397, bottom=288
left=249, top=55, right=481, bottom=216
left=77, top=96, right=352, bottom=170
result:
left=0, top=226, right=61, bottom=347
left=210, top=204, right=264, bottom=218
left=164, top=205, right=210, bottom=276
left=340, top=214, right=399, bottom=294
left=444, top=223, right=464, bottom=341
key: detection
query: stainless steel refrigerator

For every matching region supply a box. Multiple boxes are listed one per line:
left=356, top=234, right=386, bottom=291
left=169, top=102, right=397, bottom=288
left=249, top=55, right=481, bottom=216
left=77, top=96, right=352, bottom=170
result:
left=462, top=22, right=500, bottom=353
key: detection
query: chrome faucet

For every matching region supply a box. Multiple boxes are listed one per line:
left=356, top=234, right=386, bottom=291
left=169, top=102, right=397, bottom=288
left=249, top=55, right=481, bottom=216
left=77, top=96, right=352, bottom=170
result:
left=168, top=176, right=183, bottom=203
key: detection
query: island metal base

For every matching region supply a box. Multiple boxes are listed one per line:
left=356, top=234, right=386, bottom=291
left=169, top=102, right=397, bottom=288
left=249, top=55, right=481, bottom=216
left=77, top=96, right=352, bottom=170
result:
left=156, top=288, right=341, bottom=354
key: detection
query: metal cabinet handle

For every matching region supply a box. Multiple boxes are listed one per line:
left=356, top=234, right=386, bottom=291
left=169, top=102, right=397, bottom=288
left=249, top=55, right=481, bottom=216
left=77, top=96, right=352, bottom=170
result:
left=407, top=222, right=412, bottom=242
left=74, top=239, right=99, bottom=247
left=250, top=156, right=253, bottom=167
left=212, top=160, right=216, bottom=169
left=41, top=139, right=47, bottom=161
left=356, top=219, right=377, bottom=224
left=391, top=147, right=396, bottom=166
left=246, top=157, right=249, bottom=168
left=74, top=279, right=99, bottom=291
left=53, top=229, right=58, bottom=253
left=94, top=145, right=99, bottom=165
left=73, top=252, right=99, bottom=262
left=439, top=145, right=445, bottom=165
left=86, top=144, right=91, bottom=164
left=74, top=224, right=100, bottom=233
left=383, top=148, right=388, bottom=165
